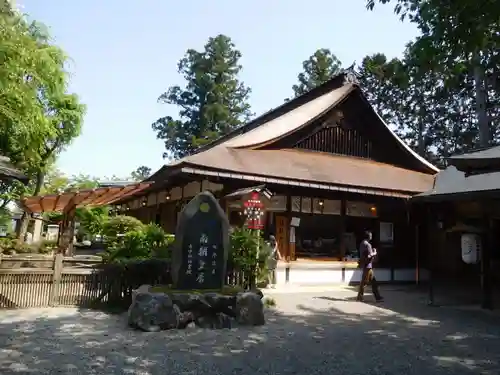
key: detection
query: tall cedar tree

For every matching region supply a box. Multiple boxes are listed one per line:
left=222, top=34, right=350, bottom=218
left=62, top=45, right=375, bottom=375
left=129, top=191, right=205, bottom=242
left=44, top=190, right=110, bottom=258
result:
left=152, top=35, right=252, bottom=159
left=366, top=0, right=500, bottom=149
left=292, top=49, right=342, bottom=97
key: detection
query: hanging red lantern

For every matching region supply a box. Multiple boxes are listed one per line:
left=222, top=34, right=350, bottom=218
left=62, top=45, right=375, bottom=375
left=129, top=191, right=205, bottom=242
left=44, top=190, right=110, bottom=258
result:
left=243, top=191, right=265, bottom=230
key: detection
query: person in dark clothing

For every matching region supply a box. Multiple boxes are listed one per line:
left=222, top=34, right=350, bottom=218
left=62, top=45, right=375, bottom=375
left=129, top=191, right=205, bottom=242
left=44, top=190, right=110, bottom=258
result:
left=267, top=235, right=282, bottom=288
left=356, top=230, right=383, bottom=302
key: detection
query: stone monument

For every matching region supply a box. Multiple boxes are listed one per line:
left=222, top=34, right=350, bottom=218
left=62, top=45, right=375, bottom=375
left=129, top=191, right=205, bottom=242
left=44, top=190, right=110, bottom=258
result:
left=172, top=191, right=230, bottom=290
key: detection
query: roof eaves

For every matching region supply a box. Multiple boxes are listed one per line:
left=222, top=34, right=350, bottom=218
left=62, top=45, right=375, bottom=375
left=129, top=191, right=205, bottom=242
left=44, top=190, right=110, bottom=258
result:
left=356, top=90, right=440, bottom=174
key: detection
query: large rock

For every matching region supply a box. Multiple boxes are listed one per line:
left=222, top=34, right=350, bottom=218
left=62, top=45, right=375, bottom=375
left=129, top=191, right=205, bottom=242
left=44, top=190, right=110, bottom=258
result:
left=196, top=313, right=233, bottom=329
left=131, top=284, right=151, bottom=302
left=235, top=292, right=265, bottom=326
left=203, top=292, right=237, bottom=317
left=127, top=292, right=180, bottom=332
left=170, top=293, right=212, bottom=317
left=127, top=287, right=266, bottom=331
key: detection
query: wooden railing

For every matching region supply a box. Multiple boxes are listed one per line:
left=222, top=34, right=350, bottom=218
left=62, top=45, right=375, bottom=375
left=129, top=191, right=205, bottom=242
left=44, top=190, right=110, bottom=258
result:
left=0, top=254, right=254, bottom=309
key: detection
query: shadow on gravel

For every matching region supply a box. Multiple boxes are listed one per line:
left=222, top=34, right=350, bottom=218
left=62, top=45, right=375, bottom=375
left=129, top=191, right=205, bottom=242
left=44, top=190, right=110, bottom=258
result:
left=0, top=289, right=499, bottom=374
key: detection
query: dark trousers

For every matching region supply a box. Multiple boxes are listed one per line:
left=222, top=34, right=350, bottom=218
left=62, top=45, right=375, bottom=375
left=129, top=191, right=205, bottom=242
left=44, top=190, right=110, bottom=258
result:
left=268, top=269, right=277, bottom=285
left=357, top=268, right=382, bottom=301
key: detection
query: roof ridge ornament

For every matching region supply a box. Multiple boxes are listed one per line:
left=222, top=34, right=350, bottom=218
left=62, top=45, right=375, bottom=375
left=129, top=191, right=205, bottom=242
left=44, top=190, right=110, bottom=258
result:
left=342, top=62, right=359, bottom=86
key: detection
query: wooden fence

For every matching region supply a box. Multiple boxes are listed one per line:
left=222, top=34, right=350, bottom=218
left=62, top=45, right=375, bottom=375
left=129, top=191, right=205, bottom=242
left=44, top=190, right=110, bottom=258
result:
left=0, top=254, right=254, bottom=309
left=0, top=254, right=105, bottom=308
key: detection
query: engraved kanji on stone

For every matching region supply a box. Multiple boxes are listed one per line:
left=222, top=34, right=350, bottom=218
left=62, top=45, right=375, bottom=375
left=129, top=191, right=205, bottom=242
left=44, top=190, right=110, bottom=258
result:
left=196, top=273, right=205, bottom=284
left=198, top=260, right=205, bottom=270
left=200, top=234, right=208, bottom=244
left=199, top=246, right=208, bottom=257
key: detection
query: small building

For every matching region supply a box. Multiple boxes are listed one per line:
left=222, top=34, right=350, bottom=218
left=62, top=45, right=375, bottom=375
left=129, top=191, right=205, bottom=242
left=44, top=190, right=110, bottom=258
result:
left=414, top=146, right=500, bottom=309
left=114, top=71, right=439, bottom=284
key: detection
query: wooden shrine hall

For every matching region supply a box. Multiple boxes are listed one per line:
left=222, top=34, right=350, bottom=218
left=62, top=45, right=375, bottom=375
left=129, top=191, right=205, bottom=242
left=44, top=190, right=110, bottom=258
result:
left=113, top=71, right=440, bottom=285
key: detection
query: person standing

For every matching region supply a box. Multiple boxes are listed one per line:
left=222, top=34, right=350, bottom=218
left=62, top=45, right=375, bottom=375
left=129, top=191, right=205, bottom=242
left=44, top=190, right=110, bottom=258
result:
left=356, top=230, right=383, bottom=302
left=267, top=235, right=282, bottom=289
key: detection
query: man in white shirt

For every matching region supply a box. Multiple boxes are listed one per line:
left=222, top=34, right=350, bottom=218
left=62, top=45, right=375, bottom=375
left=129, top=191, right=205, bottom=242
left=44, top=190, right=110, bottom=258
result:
left=356, top=231, right=383, bottom=302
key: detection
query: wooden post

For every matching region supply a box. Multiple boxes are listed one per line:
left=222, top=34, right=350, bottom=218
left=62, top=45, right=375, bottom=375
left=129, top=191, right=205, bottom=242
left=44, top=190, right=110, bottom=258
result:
left=427, top=205, right=435, bottom=306
left=49, top=253, right=63, bottom=306
left=481, top=213, right=493, bottom=309
left=57, top=205, right=76, bottom=255
left=339, top=197, right=346, bottom=260
left=415, top=223, right=420, bottom=286
left=285, top=194, right=292, bottom=261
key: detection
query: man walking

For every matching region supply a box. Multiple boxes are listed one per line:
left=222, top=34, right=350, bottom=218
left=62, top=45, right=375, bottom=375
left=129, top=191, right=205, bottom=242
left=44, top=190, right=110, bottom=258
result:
left=357, top=230, right=383, bottom=302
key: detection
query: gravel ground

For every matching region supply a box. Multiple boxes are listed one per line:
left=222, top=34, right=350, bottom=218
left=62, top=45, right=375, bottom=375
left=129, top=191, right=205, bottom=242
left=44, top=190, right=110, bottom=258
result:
left=0, top=287, right=499, bottom=375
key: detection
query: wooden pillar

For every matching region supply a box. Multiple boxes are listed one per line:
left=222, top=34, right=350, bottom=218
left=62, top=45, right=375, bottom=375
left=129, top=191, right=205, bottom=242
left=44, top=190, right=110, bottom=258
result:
left=57, top=205, right=76, bottom=256
left=339, top=197, right=346, bottom=260
left=286, top=194, right=292, bottom=261
left=481, top=208, right=493, bottom=309
left=415, top=223, right=420, bottom=286
left=427, top=205, right=435, bottom=306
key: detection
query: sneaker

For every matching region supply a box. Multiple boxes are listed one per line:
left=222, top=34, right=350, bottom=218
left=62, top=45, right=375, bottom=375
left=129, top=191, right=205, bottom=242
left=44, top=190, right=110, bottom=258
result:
left=375, top=297, right=384, bottom=302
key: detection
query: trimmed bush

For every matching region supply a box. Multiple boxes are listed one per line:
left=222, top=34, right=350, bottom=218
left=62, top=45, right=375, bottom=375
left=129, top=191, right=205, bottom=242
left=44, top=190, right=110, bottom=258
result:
left=102, top=215, right=144, bottom=248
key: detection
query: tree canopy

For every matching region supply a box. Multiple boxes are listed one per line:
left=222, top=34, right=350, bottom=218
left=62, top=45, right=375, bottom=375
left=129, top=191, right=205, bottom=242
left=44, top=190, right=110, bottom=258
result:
left=292, top=49, right=342, bottom=97
left=131, top=166, right=152, bottom=181
left=366, top=0, right=500, bottom=150
left=0, top=4, right=86, bottom=239
left=152, top=34, right=252, bottom=159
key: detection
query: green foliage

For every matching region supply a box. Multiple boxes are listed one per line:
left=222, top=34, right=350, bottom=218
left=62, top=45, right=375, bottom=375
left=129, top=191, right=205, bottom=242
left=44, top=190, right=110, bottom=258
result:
left=130, top=166, right=152, bottom=181
left=38, top=239, right=57, bottom=254
left=0, top=237, right=35, bottom=254
left=365, top=0, right=500, bottom=153
left=292, top=48, right=343, bottom=97
left=76, top=206, right=109, bottom=237
left=102, top=223, right=174, bottom=263
left=263, top=297, right=277, bottom=308
left=0, top=207, right=10, bottom=227
left=229, top=227, right=270, bottom=281
left=152, top=34, right=253, bottom=159
left=0, top=5, right=86, bottom=234
left=101, top=215, right=144, bottom=248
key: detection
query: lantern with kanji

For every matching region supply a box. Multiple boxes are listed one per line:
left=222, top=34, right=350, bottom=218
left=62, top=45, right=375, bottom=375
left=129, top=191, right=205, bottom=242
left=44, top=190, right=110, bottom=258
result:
left=243, top=191, right=265, bottom=230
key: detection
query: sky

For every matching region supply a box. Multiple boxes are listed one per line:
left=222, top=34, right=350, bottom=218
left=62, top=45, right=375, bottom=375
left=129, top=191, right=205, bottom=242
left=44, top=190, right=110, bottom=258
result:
left=21, top=0, right=418, bottom=179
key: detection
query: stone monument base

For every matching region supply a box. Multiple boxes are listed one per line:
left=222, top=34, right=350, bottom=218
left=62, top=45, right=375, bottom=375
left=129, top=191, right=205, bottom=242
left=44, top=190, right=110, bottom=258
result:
left=127, top=284, right=265, bottom=332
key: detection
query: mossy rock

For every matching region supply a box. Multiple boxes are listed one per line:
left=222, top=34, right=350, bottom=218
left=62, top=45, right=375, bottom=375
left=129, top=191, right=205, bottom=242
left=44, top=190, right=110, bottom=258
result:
left=149, top=285, right=245, bottom=296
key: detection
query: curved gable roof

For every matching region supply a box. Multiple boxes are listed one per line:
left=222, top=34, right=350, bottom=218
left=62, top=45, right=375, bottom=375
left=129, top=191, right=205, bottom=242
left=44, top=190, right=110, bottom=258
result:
left=224, top=84, right=355, bottom=149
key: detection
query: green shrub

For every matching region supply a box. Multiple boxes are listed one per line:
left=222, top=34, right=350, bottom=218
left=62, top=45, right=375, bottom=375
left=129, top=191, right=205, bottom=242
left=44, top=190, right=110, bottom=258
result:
left=229, top=227, right=270, bottom=284
left=102, top=223, right=174, bottom=263
left=102, top=215, right=144, bottom=248
left=38, top=239, right=58, bottom=254
left=0, top=237, right=14, bottom=253
left=263, top=297, right=276, bottom=308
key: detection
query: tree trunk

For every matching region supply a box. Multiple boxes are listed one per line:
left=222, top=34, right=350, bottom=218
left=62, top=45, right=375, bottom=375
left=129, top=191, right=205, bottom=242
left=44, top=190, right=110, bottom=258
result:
left=417, top=120, right=425, bottom=157
left=474, top=54, right=490, bottom=147
left=17, top=169, right=45, bottom=242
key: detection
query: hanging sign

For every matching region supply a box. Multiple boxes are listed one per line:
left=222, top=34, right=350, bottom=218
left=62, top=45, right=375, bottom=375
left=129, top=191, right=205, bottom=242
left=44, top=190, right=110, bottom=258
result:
left=243, top=191, right=265, bottom=230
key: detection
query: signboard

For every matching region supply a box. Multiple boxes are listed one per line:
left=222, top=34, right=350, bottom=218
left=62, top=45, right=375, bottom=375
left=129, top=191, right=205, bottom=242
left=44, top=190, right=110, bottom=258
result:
left=172, top=191, right=230, bottom=290
left=243, top=191, right=265, bottom=230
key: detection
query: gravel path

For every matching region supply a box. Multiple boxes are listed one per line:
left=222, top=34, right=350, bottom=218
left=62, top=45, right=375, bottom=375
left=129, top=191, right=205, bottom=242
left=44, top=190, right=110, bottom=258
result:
left=0, top=287, right=499, bottom=374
